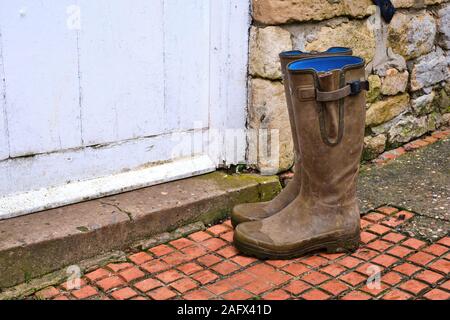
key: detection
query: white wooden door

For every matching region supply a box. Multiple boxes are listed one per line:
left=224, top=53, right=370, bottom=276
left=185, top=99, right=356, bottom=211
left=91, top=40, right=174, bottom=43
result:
left=0, top=0, right=249, bottom=219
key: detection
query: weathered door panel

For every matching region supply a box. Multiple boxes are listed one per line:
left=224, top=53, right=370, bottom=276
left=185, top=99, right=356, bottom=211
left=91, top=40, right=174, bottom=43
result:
left=78, top=0, right=166, bottom=145
left=0, top=39, right=8, bottom=161
left=164, top=0, right=210, bottom=132
left=0, top=0, right=81, bottom=157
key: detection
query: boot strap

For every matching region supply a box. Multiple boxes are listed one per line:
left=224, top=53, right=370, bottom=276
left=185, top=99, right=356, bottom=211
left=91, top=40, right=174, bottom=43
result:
left=294, top=79, right=369, bottom=147
left=316, top=80, right=369, bottom=102
left=317, top=80, right=369, bottom=147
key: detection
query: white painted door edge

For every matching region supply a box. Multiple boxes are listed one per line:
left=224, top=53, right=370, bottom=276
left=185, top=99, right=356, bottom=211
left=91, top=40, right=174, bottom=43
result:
left=0, top=154, right=216, bottom=220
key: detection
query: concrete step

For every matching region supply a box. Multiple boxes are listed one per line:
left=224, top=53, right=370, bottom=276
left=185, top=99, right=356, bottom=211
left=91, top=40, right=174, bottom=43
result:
left=0, top=171, right=280, bottom=289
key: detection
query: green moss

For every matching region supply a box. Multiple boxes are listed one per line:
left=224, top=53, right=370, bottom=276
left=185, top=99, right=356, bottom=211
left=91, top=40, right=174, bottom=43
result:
left=362, top=147, right=378, bottom=161
left=197, top=171, right=279, bottom=189
left=436, top=89, right=450, bottom=114
left=196, top=208, right=230, bottom=226
left=366, top=75, right=381, bottom=103
left=76, top=226, right=89, bottom=233
left=23, top=270, right=33, bottom=284
left=427, top=113, right=437, bottom=129
left=191, top=171, right=281, bottom=226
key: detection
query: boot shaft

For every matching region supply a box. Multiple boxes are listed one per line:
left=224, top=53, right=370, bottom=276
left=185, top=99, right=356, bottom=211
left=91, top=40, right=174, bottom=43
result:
left=278, top=48, right=353, bottom=163
left=287, top=56, right=368, bottom=205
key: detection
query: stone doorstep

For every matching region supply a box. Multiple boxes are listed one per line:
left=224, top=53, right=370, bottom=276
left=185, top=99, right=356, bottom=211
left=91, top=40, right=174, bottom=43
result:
left=0, top=171, right=281, bottom=290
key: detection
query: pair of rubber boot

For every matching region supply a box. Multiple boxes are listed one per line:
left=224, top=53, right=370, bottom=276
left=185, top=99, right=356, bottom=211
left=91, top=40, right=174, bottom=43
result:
left=232, top=48, right=369, bottom=259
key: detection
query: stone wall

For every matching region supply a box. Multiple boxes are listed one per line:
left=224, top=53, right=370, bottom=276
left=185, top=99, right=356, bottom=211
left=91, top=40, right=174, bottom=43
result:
left=248, top=0, right=450, bottom=173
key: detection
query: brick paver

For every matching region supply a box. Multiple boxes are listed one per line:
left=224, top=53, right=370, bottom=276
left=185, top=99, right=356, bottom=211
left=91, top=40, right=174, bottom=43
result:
left=32, top=205, right=449, bottom=300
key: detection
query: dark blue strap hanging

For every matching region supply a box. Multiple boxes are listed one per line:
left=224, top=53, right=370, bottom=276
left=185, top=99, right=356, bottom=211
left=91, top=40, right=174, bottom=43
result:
left=372, top=0, right=396, bottom=23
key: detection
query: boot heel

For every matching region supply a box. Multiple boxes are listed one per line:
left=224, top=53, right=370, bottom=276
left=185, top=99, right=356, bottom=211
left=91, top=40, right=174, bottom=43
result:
left=325, top=234, right=360, bottom=254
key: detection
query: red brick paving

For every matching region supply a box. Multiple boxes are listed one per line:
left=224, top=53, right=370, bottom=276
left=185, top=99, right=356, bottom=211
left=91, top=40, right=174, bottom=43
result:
left=107, top=262, right=133, bottom=273
left=96, top=276, right=124, bottom=292
left=111, top=287, right=138, bottom=300
left=170, top=278, right=198, bottom=293
left=222, top=289, right=252, bottom=300
left=128, top=252, right=152, bottom=265
left=71, top=285, right=98, bottom=299
left=84, top=268, right=111, bottom=282
left=147, top=287, right=177, bottom=300
left=32, top=205, right=449, bottom=300
left=381, top=272, right=405, bottom=286
left=149, top=244, right=174, bottom=257
left=382, top=289, right=413, bottom=300
left=374, top=129, right=450, bottom=165
left=156, top=270, right=184, bottom=283
left=35, top=286, right=60, bottom=300
left=423, top=289, right=450, bottom=300
left=341, top=290, right=371, bottom=300
left=301, top=289, right=331, bottom=300
left=177, top=262, right=204, bottom=275
left=134, top=278, right=163, bottom=293
left=118, top=266, right=145, bottom=282
left=262, top=289, right=291, bottom=300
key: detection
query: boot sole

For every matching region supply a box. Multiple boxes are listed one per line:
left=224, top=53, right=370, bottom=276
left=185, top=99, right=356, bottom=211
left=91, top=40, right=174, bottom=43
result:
left=234, top=232, right=360, bottom=260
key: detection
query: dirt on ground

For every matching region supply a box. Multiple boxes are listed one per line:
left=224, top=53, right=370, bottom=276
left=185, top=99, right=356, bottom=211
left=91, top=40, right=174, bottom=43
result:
left=358, top=138, right=450, bottom=241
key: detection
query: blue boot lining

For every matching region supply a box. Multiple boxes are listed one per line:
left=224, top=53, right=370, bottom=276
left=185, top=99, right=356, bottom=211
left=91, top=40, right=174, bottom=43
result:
left=280, top=47, right=350, bottom=57
left=288, top=56, right=364, bottom=73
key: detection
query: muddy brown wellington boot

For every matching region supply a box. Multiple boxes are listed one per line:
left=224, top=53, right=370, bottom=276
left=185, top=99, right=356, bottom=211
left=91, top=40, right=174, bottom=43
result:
left=234, top=55, right=368, bottom=259
left=231, top=47, right=353, bottom=228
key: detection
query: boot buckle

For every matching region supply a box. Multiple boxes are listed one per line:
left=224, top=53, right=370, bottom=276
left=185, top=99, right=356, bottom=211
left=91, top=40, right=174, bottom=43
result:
left=348, top=80, right=369, bottom=96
